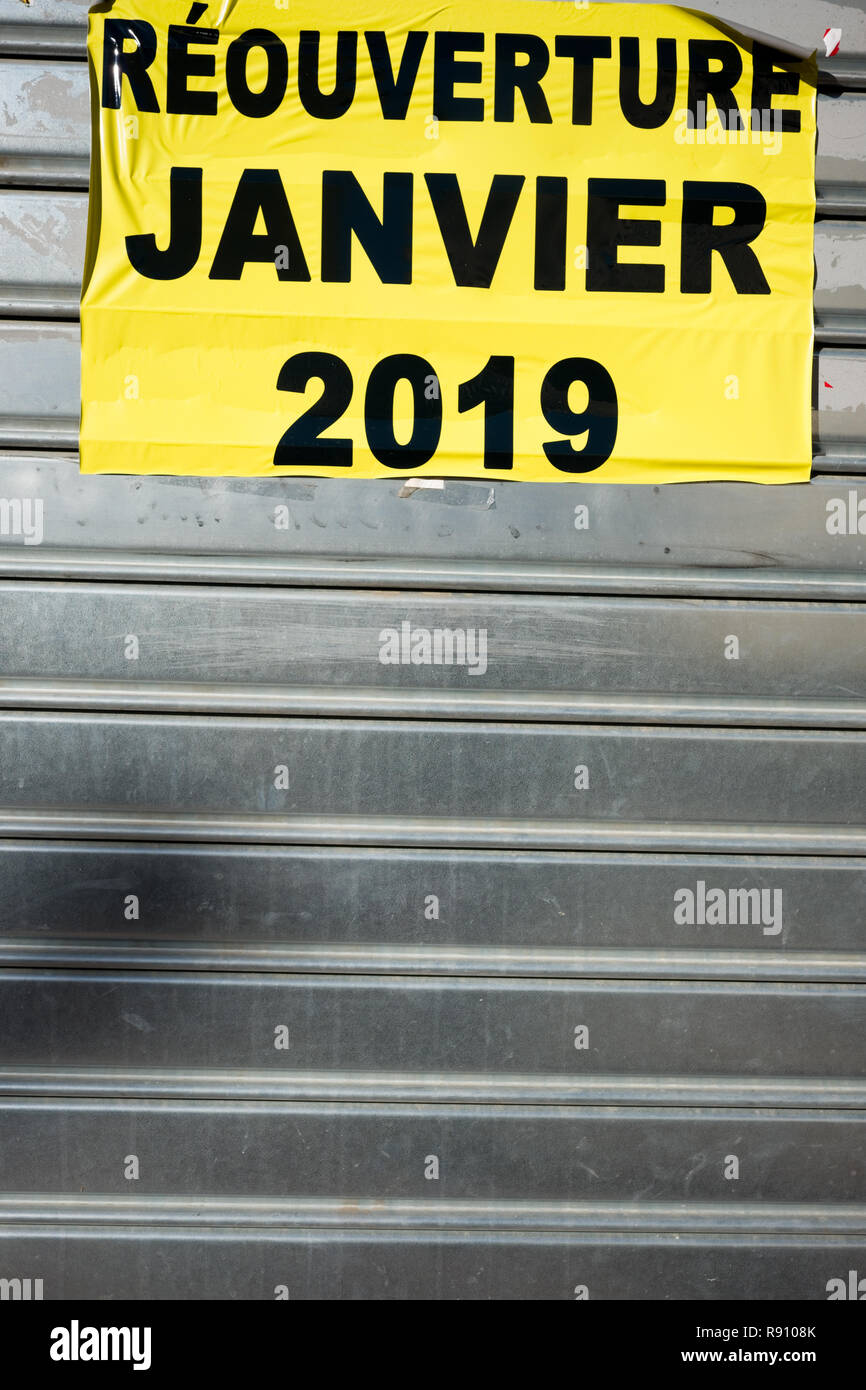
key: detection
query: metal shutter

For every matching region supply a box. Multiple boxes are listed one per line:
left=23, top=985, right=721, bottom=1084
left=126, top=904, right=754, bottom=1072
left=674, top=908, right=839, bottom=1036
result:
left=0, top=0, right=864, bottom=1301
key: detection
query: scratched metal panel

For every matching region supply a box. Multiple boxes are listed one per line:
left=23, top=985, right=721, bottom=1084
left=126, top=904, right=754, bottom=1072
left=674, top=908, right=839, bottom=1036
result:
left=1, top=1099, right=864, bottom=1202
left=818, top=350, right=866, bottom=444
left=814, top=221, right=866, bottom=333
left=0, top=713, right=862, bottom=851
left=0, top=192, right=82, bottom=287
left=0, top=190, right=83, bottom=317
left=0, top=59, right=88, bottom=159
left=3, top=582, right=866, bottom=727
left=0, top=1223, right=863, bottom=1300
left=815, top=92, right=866, bottom=191
left=0, top=1, right=90, bottom=25
left=0, top=321, right=78, bottom=426
left=1, top=455, right=866, bottom=596
left=2, top=1066, right=861, bottom=1108
left=0, top=844, right=865, bottom=978
left=7, top=1194, right=857, bottom=1234
left=0, top=320, right=863, bottom=453
left=0, top=969, right=863, bottom=1078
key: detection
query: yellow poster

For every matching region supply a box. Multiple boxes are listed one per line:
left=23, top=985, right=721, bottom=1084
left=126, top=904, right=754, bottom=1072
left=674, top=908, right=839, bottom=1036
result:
left=80, top=1, right=817, bottom=482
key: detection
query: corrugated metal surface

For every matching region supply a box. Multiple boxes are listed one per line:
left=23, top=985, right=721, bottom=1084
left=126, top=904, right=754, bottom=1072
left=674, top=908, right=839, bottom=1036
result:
left=0, top=0, right=865, bottom=1300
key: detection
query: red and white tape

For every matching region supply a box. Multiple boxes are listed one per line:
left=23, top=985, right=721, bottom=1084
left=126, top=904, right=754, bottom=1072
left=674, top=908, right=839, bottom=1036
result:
left=823, top=27, right=842, bottom=58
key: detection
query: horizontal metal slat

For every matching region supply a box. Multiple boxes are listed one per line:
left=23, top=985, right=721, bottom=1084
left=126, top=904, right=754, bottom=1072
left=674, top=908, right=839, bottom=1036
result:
left=2, top=1099, right=863, bottom=1203
left=0, top=834, right=861, bottom=967
left=815, top=221, right=866, bottom=343
left=4, top=0, right=866, bottom=57
left=0, top=322, right=863, bottom=452
left=3, top=812, right=863, bottom=854
left=0, top=713, right=862, bottom=851
left=2, top=1065, right=863, bottom=1108
left=814, top=92, right=866, bottom=191
left=2, top=456, right=866, bottom=597
left=0, top=320, right=78, bottom=426
left=0, top=284, right=78, bottom=318
left=0, top=155, right=87, bottom=188
left=817, top=184, right=866, bottom=217
left=0, top=190, right=83, bottom=307
left=5, top=1194, right=866, bottom=1235
left=0, top=22, right=84, bottom=59
left=0, top=1221, right=861, bottom=1299
left=3, top=582, right=866, bottom=727
left=822, top=56, right=866, bottom=90
left=0, top=969, right=862, bottom=1079
left=0, top=842, right=865, bottom=978
left=9, top=943, right=866, bottom=984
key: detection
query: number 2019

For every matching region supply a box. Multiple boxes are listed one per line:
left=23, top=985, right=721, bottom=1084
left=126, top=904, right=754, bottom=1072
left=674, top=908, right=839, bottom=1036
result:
left=273, top=352, right=618, bottom=473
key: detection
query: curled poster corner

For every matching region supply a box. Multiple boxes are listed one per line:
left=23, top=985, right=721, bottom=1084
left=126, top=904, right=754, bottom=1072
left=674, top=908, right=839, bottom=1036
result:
left=823, top=28, right=842, bottom=58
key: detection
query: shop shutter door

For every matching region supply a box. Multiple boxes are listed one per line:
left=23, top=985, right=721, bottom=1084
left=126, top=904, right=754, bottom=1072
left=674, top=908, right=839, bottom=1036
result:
left=0, top=0, right=863, bottom=1300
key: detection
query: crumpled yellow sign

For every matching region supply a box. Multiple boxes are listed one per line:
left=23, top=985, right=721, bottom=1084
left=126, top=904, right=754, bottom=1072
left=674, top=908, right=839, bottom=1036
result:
left=81, top=1, right=817, bottom=482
